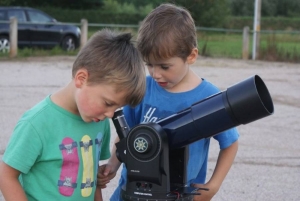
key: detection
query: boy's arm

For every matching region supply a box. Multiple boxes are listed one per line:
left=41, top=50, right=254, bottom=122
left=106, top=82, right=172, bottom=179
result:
left=0, top=161, right=28, bottom=201
left=192, top=140, right=238, bottom=201
left=97, top=136, right=122, bottom=188
left=94, top=185, right=103, bottom=201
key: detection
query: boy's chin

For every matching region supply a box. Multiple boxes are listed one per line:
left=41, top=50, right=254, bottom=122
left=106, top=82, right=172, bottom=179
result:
left=81, top=117, right=94, bottom=123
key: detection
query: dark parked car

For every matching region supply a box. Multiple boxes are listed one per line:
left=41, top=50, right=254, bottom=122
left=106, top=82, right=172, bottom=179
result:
left=0, top=6, right=81, bottom=53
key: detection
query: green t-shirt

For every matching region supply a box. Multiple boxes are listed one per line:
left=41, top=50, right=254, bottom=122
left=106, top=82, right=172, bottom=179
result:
left=3, top=95, right=111, bottom=200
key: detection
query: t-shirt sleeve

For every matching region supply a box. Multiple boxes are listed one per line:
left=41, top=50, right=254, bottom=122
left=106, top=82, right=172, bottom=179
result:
left=2, top=120, right=42, bottom=174
left=213, top=127, right=240, bottom=149
left=100, top=119, right=111, bottom=160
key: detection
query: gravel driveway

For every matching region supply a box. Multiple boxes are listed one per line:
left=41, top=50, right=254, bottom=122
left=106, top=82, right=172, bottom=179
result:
left=0, top=56, right=299, bottom=200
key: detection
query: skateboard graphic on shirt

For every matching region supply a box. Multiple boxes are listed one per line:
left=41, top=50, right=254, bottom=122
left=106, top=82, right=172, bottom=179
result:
left=80, top=135, right=94, bottom=197
left=58, top=137, right=79, bottom=197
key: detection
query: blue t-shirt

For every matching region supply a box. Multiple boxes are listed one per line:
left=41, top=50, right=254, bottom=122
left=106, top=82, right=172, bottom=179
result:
left=110, top=76, right=239, bottom=201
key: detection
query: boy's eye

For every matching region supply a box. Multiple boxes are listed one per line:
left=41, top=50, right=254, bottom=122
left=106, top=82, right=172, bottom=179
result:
left=105, top=102, right=113, bottom=107
left=161, top=65, right=169, bottom=70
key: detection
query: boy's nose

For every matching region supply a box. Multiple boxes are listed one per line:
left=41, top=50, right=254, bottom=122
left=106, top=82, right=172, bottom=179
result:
left=151, top=67, right=161, bottom=79
left=104, top=110, right=115, bottom=119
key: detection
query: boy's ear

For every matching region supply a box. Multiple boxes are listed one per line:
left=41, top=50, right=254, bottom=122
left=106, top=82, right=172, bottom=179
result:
left=187, top=48, right=198, bottom=64
left=74, top=69, right=89, bottom=88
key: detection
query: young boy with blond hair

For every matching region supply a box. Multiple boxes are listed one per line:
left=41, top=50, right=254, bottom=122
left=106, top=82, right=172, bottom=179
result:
left=0, top=29, right=146, bottom=201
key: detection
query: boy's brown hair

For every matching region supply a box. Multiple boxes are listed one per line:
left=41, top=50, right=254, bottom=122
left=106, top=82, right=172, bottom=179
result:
left=137, top=3, right=197, bottom=62
left=72, top=29, right=146, bottom=107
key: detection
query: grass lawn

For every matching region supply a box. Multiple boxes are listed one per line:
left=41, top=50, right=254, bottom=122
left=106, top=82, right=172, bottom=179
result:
left=1, top=29, right=299, bottom=63
left=198, top=31, right=300, bottom=61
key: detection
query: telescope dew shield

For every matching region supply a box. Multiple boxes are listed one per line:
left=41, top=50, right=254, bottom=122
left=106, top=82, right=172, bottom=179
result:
left=157, top=75, right=274, bottom=149
left=226, top=75, right=274, bottom=124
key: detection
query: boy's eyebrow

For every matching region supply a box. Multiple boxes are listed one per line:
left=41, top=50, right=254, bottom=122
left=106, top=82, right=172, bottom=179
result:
left=102, top=95, right=115, bottom=103
left=104, top=96, right=124, bottom=106
left=145, top=61, right=172, bottom=65
left=105, top=98, right=117, bottom=105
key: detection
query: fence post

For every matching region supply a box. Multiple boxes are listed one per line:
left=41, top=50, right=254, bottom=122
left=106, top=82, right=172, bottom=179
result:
left=9, top=17, right=17, bottom=58
left=252, top=0, right=262, bottom=60
left=242, top=26, right=249, bottom=60
left=80, top=19, right=88, bottom=49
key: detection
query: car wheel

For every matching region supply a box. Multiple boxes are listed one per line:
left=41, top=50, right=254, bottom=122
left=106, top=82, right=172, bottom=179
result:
left=61, top=35, right=76, bottom=51
left=0, top=36, right=10, bottom=53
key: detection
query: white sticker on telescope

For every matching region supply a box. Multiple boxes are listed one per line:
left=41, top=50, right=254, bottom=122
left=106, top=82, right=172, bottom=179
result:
left=134, top=137, right=148, bottom=153
left=134, top=192, right=152, bottom=196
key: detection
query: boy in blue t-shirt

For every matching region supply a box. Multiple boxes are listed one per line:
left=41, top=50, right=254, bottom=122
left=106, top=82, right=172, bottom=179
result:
left=98, top=4, right=239, bottom=201
left=0, top=29, right=146, bottom=201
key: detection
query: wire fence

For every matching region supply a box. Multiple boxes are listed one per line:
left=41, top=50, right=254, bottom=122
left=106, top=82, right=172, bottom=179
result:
left=1, top=19, right=300, bottom=62
left=78, top=22, right=300, bottom=61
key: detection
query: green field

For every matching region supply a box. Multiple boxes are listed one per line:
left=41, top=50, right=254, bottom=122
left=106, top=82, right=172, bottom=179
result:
left=1, top=29, right=300, bottom=63
left=198, top=31, right=300, bottom=61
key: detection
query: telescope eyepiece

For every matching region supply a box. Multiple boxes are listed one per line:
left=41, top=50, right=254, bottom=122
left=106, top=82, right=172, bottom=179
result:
left=112, top=108, right=130, bottom=140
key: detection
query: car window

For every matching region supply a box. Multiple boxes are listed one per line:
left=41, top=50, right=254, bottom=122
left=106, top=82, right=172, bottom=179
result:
left=7, top=10, right=26, bottom=22
left=0, top=11, right=6, bottom=21
left=27, top=10, right=53, bottom=23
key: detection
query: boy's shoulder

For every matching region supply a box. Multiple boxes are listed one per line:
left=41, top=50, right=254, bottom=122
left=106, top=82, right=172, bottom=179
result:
left=201, top=78, right=220, bottom=93
left=145, top=76, right=155, bottom=88
left=19, top=96, right=52, bottom=123
left=146, top=75, right=153, bottom=82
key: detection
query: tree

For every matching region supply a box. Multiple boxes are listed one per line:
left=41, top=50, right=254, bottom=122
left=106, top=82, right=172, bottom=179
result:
left=114, top=0, right=230, bottom=27
left=1, top=0, right=15, bottom=6
left=3, top=0, right=104, bottom=9
left=167, top=0, right=230, bottom=27
left=229, top=0, right=300, bottom=17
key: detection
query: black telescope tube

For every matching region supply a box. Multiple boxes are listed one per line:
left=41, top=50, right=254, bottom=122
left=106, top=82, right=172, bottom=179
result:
left=157, top=75, right=274, bottom=149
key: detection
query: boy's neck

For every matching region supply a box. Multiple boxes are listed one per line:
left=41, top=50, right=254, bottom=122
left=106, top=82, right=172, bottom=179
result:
left=166, top=70, right=202, bottom=93
left=50, top=82, right=79, bottom=115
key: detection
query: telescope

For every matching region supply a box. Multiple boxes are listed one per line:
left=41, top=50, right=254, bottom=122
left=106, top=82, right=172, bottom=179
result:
left=112, top=75, right=274, bottom=201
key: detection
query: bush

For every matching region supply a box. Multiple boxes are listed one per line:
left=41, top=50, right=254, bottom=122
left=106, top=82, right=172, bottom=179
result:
left=224, top=16, right=300, bottom=30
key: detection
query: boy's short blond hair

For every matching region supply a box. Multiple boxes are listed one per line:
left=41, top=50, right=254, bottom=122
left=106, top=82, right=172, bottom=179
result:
left=72, top=29, right=145, bottom=107
left=137, top=3, right=197, bottom=62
